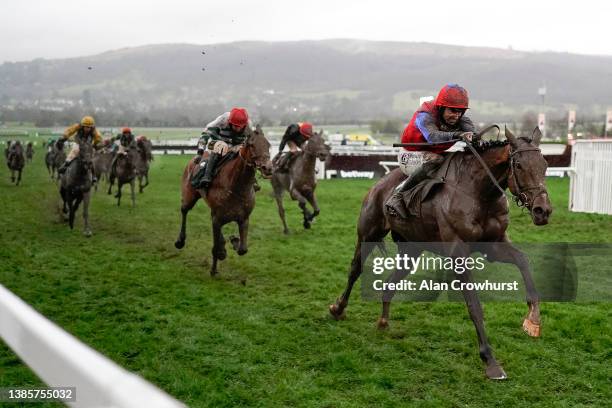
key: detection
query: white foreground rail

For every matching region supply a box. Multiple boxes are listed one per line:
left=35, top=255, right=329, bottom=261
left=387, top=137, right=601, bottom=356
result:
left=0, top=284, right=185, bottom=408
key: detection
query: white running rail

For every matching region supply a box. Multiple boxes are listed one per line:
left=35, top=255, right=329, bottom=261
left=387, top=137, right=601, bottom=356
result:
left=0, top=284, right=186, bottom=408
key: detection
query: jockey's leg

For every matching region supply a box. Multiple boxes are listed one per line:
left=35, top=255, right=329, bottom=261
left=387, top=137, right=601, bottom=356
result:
left=196, top=140, right=227, bottom=189
left=385, top=152, right=444, bottom=217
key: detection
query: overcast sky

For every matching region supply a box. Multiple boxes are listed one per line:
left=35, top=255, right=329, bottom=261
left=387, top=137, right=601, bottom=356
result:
left=1, top=0, right=610, bottom=63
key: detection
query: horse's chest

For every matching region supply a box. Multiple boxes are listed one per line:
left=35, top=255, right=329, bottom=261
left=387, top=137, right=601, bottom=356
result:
left=446, top=197, right=509, bottom=241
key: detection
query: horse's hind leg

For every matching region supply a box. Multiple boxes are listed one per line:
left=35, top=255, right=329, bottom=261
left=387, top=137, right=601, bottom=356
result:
left=484, top=237, right=541, bottom=337
left=17, top=169, right=22, bottom=186
left=274, top=192, right=290, bottom=234
left=230, top=218, right=249, bottom=256
left=107, top=174, right=115, bottom=195
left=459, top=268, right=507, bottom=380
left=116, top=182, right=122, bottom=206
left=82, top=191, right=92, bottom=237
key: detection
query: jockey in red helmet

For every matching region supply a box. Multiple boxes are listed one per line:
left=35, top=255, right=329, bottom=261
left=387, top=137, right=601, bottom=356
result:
left=386, top=84, right=476, bottom=217
left=192, top=107, right=253, bottom=189
left=273, top=122, right=314, bottom=170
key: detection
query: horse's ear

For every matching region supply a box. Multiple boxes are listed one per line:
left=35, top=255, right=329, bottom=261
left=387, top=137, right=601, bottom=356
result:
left=504, top=125, right=518, bottom=147
left=255, top=124, right=262, bottom=133
left=532, top=126, right=542, bottom=146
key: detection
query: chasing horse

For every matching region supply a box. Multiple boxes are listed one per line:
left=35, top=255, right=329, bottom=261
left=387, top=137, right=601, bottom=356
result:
left=175, top=108, right=273, bottom=276
left=6, top=140, right=25, bottom=185
left=135, top=135, right=153, bottom=193
left=107, top=127, right=138, bottom=206
left=271, top=125, right=331, bottom=233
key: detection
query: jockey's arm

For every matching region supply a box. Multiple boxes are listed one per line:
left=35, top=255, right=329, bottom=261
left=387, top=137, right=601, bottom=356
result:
left=415, top=112, right=463, bottom=144
left=93, top=129, right=102, bottom=146
left=62, top=123, right=80, bottom=140
left=278, top=124, right=298, bottom=153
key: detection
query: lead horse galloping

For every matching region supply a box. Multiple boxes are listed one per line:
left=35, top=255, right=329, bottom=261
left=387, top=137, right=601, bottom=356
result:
left=329, top=127, right=552, bottom=380
left=175, top=126, right=273, bottom=276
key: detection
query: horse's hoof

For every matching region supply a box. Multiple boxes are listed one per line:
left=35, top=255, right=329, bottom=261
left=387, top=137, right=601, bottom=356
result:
left=237, top=248, right=248, bottom=256
left=328, top=304, right=346, bottom=320
left=485, top=365, right=507, bottom=380
left=210, top=269, right=218, bottom=277
left=83, top=230, right=92, bottom=238
left=230, top=236, right=240, bottom=251
left=174, top=240, right=185, bottom=249
left=283, top=229, right=290, bottom=235
left=523, top=318, right=541, bottom=337
left=377, top=317, right=389, bottom=330
left=303, top=221, right=311, bottom=229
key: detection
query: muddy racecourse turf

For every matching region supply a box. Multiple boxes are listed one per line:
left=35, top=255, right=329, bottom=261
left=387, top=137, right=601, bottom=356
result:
left=0, top=148, right=610, bottom=407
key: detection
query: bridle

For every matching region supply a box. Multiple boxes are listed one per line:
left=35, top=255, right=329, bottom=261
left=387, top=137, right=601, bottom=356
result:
left=239, top=132, right=269, bottom=172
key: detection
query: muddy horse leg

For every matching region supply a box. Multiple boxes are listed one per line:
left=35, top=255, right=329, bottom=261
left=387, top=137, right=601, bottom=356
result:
left=484, top=237, right=541, bottom=337
left=69, top=195, right=82, bottom=230
left=274, top=192, right=290, bottom=234
left=107, top=173, right=115, bottom=195
left=210, top=219, right=227, bottom=276
left=230, top=218, right=249, bottom=256
left=82, top=191, right=92, bottom=237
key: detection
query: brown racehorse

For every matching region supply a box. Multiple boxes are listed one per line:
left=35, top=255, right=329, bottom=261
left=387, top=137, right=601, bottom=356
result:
left=174, top=125, right=273, bottom=276
left=271, top=131, right=331, bottom=233
left=329, top=127, right=552, bottom=380
left=107, top=146, right=137, bottom=207
left=7, top=141, right=25, bottom=185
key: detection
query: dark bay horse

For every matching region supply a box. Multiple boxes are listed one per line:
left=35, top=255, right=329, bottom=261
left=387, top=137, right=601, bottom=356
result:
left=175, top=126, right=273, bottom=276
left=25, top=142, right=34, bottom=163
left=329, top=127, right=552, bottom=380
left=271, top=131, right=331, bottom=233
left=7, top=141, right=25, bottom=185
left=107, top=147, right=137, bottom=206
left=60, top=139, right=94, bottom=236
left=135, top=137, right=153, bottom=193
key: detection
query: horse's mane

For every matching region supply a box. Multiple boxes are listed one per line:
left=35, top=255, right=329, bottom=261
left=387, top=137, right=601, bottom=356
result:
left=465, top=137, right=532, bottom=154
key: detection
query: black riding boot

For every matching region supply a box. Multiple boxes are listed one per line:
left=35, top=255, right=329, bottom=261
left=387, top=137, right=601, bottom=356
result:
left=197, top=152, right=221, bottom=189
left=385, top=160, right=442, bottom=218
left=57, top=160, right=72, bottom=174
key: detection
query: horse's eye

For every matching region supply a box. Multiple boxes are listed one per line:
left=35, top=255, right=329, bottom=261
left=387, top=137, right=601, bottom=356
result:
left=516, top=162, right=522, bottom=170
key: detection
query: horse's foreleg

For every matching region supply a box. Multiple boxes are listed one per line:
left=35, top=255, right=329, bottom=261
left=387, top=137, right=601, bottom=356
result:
left=230, top=218, right=249, bottom=256
left=17, top=169, right=22, bottom=186
left=211, top=220, right=227, bottom=276
left=116, top=182, right=122, bottom=206
left=484, top=238, right=541, bottom=337
left=305, top=189, right=320, bottom=220
left=291, top=187, right=313, bottom=229
left=130, top=179, right=136, bottom=207
left=458, top=269, right=507, bottom=380
left=107, top=174, right=114, bottom=195
left=82, top=192, right=92, bottom=237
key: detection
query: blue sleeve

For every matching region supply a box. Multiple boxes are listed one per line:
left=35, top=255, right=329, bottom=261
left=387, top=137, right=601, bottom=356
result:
left=415, top=112, right=462, bottom=144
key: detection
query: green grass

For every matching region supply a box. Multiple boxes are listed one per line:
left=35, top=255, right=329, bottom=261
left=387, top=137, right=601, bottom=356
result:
left=0, top=149, right=610, bottom=407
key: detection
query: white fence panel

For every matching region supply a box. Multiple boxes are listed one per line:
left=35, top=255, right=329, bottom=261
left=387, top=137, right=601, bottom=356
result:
left=569, top=140, right=612, bottom=215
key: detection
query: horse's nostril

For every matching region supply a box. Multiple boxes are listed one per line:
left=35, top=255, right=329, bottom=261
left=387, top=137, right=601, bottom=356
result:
left=533, top=207, right=544, bottom=216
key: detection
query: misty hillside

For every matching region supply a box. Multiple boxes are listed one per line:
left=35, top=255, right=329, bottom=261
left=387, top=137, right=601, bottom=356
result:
left=1, top=39, right=611, bottom=124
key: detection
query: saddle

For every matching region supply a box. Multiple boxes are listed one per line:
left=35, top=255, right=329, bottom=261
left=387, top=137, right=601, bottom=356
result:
left=386, top=152, right=457, bottom=218
left=274, top=152, right=299, bottom=172
left=190, top=151, right=239, bottom=185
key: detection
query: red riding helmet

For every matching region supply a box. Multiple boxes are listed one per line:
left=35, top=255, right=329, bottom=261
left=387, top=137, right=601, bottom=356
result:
left=228, top=108, right=249, bottom=128
left=299, top=122, right=313, bottom=138
left=434, top=84, right=469, bottom=109
left=122, top=127, right=132, bottom=134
